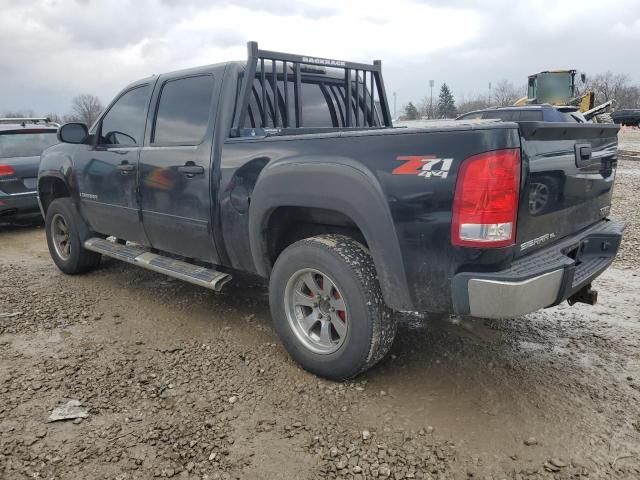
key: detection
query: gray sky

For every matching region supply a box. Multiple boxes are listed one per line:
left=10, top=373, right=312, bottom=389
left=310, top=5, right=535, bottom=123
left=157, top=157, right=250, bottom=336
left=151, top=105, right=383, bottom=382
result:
left=1, top=0, right=640, bottom=116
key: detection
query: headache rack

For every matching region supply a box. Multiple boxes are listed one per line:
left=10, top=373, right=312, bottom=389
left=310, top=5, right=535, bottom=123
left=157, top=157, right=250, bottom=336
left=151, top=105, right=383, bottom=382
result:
left=231, top=41, right=392, bottom=137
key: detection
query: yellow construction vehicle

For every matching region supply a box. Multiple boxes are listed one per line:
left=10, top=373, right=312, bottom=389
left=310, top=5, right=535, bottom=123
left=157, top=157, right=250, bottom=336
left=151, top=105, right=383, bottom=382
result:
left=514, top=70, right=594, bottom=112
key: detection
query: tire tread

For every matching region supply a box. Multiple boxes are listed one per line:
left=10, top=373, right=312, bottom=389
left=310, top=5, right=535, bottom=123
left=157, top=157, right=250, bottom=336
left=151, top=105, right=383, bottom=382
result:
left=271, top=234, right=396, bottom=379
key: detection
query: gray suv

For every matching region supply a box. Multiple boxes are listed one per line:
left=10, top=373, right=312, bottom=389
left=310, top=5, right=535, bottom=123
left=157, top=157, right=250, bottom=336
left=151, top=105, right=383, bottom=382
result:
left=0, top=118, right=59, bottom=222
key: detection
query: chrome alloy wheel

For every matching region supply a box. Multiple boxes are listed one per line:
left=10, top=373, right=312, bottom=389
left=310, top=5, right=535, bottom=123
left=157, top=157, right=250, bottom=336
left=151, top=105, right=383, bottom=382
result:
left=284, top=268, right=349, bottom=354
left=51, top=213, right=71, bottom=260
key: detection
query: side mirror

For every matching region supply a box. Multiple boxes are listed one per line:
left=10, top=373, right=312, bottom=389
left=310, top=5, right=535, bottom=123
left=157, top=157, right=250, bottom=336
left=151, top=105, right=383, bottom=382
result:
left=58, top=122, right=88, bottom=144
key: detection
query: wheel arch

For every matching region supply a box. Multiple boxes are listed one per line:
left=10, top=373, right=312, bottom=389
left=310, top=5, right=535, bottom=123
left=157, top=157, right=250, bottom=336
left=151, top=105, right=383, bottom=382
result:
left=38, top=175, right=71, bottom=216
left=249, top=158, right=412, bottom=310
left=37, top=151, right=75, bottom=216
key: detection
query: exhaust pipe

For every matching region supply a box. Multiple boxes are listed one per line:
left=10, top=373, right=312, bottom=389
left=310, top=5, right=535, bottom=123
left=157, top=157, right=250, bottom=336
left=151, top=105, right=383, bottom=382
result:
left=567, top=284, right=598, bottom=306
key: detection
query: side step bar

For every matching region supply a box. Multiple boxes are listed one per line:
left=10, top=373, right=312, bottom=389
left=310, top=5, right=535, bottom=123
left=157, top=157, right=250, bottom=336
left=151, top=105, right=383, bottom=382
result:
left=84, top=237, right=231, bottom=292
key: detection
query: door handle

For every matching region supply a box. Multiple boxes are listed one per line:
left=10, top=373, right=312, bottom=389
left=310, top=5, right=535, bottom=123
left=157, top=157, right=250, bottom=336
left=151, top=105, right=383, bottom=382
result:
left=178, top=164, right=204, bottom=176
left=117, top=163, right=135, bottom=174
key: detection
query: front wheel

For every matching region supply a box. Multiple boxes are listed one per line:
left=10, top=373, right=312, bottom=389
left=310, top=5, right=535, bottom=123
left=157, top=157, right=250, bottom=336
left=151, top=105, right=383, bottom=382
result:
left=45, top=198, right=101, bottom=274
left=269, top=235, right=397, bottom=380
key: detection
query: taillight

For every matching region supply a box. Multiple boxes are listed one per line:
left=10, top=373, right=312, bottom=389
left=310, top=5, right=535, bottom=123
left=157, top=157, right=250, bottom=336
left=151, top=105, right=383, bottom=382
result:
left=451, top=149, right=521, bottom=248
left=0, top=164, right=16, bottom=177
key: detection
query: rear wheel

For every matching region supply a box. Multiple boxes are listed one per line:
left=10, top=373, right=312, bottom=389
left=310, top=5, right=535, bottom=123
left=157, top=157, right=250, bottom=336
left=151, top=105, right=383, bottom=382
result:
left=269, top=235, right=397, bottom=380
left=45, top=198, right=101, bottom=274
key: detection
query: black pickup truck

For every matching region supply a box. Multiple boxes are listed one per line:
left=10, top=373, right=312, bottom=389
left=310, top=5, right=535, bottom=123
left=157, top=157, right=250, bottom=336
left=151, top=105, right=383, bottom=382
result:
left=38, top=42, right=624, bottom=379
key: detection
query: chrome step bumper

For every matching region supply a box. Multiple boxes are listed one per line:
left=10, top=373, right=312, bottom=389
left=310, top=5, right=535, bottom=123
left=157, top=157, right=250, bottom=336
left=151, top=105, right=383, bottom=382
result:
left=451, top=220, right=625, bottom=318
left=84, top=237, right=231, bottom=292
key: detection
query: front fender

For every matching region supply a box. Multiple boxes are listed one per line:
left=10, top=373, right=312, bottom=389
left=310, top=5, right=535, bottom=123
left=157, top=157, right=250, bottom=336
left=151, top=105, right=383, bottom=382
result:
left=249, top=157, right=412, bottom=310
left=37, top=148, right=76, bottom=214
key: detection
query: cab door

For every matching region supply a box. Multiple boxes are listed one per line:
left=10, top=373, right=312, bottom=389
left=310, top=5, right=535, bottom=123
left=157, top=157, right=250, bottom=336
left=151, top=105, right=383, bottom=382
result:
left=138, top=68, right=221, bottom=262
left=76, top=83, right=153, bottom=244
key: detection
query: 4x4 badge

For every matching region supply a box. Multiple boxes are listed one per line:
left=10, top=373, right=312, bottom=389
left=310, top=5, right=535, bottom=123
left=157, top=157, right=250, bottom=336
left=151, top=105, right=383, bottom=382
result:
left=393, top=156, right=453, bottom=179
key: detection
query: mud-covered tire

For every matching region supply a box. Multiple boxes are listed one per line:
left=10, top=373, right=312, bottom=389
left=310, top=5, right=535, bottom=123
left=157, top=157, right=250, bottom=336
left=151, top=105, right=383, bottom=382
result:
left=45, top=198, right=101, bottom=274
left=269, top=234, right=397, bottom=380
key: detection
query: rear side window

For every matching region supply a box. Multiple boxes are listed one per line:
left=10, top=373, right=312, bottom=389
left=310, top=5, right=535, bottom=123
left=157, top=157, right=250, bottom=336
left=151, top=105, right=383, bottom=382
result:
left=0, top=132, right=58, bottom=158
left=100, top=85, right=150, bottom=146
left=482, top=110, right=517, bottom=121
left=153, top=75, right=214, bottom=145
left=517, top=110, right=543, bottom=121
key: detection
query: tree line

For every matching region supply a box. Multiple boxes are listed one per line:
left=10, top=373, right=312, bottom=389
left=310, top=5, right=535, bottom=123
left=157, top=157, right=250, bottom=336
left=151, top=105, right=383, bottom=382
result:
left=6, top=71, right=640, bottom=125
left=401, top=71, right=640, bottom=120
left=3, top=94, right=104, bottom=126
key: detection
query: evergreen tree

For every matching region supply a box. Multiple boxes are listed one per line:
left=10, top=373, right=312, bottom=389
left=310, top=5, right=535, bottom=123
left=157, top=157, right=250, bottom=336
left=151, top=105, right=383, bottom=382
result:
left=437, top=83, right=457, bottom=118
left=403, top=102, right=420, bottom=120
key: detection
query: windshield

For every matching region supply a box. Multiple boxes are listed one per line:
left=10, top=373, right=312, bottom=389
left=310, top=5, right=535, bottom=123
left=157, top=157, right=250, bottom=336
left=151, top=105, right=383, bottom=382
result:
left=0, top=131, right=58, bottom=158
left=538, top=73, right=572, bottom=103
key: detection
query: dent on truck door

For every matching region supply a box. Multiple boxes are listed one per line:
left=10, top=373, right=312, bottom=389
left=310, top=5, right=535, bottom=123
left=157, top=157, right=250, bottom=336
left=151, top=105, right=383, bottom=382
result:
left=77, top=84, right=152, bottom=244
left=138, top=72, right=221, bottom=263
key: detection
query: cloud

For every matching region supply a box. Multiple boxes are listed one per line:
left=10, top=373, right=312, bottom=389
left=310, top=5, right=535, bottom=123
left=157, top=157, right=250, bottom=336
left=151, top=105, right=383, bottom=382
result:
left=0, top=0, right=639, bottom=114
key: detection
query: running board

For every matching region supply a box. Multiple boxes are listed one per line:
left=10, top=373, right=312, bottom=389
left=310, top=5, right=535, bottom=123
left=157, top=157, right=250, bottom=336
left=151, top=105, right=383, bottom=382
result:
left=84, top=237, right=231, bottom=292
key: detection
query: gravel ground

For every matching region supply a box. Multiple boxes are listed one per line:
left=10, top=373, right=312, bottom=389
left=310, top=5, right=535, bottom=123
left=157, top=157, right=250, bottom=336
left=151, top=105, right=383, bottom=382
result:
left=1, top=153, right=639, bottom=479
left=618, top=127, right=640, bottom=157
left=613, top=157, right=640, bottom=270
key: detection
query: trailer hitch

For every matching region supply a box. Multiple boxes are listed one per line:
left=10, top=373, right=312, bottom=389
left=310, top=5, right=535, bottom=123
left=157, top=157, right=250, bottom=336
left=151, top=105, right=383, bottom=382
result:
left=567, top=284, right=598, bottom=306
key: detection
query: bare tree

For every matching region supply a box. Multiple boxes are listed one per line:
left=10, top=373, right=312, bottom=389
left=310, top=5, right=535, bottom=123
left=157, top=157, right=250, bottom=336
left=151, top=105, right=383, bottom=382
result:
left=585, top=71, right=629, bottom=103
left=616, top=85, right=640, bottom=109
left=69, top=94, right=103, bottom=126
left=457, top=93, right=490, bottom=114
left=576, top=71, right=640, bottom=108
left=44, top=112, right=63, bottom=124
left=419, top=96, right=437, bottom=119
left=491, top=80, right=524, bottom=107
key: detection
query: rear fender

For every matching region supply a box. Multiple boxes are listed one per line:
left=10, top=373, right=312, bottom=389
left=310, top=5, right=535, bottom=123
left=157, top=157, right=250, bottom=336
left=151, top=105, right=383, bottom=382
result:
left=249, top=157, right=412, bottom=310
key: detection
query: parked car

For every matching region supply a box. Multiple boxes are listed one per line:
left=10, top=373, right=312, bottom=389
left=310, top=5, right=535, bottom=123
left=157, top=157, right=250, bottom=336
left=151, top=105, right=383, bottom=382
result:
left=611, top=109, right=640, bottom=127
left=39, top=42, right=624, bottom=379
left=455, top=105, right=585, bottom=122
left=1, top=118, right=59, bottom=222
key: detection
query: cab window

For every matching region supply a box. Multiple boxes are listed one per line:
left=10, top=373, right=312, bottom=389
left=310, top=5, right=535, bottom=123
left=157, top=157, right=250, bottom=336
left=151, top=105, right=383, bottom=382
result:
left=517, top=110, right=543, bottom=121
left=99, top=85, right=150, bottom=146
left=152, top=75, right=214, bottom=145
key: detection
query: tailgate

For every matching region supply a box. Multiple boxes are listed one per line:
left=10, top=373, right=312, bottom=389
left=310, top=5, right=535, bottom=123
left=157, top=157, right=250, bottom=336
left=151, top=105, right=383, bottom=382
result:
left=516, top=122, right=619, bottom=257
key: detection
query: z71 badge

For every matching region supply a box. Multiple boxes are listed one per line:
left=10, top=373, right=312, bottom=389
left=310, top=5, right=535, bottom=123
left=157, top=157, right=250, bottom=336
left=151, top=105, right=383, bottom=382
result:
left=393, top=156, right=453, bottom=179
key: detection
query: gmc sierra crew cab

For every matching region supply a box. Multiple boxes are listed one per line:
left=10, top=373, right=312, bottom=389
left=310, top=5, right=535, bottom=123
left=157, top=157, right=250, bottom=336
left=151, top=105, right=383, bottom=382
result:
left=38, top=42, right=625, bottom=379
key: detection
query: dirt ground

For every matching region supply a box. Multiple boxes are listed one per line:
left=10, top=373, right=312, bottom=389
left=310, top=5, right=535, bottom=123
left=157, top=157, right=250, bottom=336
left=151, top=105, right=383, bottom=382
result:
left=618, top=127, right=640, bottom=157
left=1, top=161, right=640, bottom=480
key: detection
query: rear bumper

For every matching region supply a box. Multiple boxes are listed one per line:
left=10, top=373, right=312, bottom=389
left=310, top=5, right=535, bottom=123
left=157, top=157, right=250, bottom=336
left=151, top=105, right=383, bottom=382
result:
left=0, top=192, right=40, bottom=219
left=451, top=220, right=625, bottom=318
